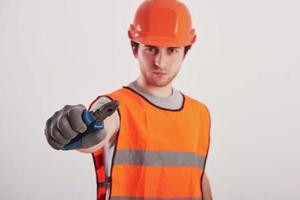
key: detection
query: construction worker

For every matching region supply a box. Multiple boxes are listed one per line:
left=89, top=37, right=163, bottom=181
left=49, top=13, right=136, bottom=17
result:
left=45, top=0, right=213, bottom=200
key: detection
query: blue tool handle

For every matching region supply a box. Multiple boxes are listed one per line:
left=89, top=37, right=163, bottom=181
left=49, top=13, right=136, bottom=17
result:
left=63, top=110, right=104, bottom=150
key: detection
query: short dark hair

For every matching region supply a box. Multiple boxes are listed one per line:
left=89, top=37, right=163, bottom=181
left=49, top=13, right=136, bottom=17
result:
left=130, top=41, right=192, bottom=56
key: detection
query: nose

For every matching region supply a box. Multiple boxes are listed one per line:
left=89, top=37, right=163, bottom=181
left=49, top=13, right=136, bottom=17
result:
left=154, top=50, right=168, bottom=69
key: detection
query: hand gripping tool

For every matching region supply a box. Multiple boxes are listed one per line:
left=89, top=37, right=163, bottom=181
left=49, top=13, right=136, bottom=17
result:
left=63, top=100, right=119, bottom=150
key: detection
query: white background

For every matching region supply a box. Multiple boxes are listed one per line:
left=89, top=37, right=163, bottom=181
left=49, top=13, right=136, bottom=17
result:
left=1, top=0, right=299, bottom=199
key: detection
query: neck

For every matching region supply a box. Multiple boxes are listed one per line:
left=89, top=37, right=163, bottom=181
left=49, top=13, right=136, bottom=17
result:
left=136, top=77, right=173, bottom=98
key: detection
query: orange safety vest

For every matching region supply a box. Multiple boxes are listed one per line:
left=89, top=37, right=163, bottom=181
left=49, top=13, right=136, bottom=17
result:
left=90, top=87, right=211, bottom=200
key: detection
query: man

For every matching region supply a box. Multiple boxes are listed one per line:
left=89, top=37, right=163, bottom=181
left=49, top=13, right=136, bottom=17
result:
left=45, top=0, right=213, bottom=199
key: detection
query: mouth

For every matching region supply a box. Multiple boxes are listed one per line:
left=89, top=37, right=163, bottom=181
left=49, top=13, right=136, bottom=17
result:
left=153, top=71, right=168, bottom=75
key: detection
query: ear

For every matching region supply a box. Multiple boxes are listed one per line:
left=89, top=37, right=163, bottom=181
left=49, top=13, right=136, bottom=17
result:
left=183, top=52, right=187, bottom=60
left=182, top=50, right=187, bottom=60
left=131, top=45, right=138, bottom=58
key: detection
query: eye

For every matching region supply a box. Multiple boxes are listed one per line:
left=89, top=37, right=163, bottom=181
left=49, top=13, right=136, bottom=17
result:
left=167, top=48, right=179, bottom=54
left=145, top=47, right=156, bottom=54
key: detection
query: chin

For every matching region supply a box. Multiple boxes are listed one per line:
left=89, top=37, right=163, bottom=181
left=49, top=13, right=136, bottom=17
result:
left=147, top=77, right=173, bottom=87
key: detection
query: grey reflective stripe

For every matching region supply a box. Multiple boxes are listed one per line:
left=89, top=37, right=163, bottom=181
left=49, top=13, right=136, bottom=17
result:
left=111, top=197, right=203, bottom=200
left=114, top=150, right=206, bottom=169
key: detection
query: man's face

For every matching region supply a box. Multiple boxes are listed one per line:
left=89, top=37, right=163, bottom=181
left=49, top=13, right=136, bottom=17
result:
left=134, top=44, right=185, bottom=87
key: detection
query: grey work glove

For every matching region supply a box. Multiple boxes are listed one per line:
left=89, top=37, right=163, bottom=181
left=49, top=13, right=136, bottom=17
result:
left=45, top=104, right=107, bottom=150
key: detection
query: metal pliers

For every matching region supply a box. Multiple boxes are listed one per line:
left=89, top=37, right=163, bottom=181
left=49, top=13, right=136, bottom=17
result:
left=63, top=100, right=119, bottom=150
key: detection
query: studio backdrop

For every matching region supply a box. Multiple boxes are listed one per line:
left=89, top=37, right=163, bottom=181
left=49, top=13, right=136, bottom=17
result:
left=0, top=0, right=299, bottom=199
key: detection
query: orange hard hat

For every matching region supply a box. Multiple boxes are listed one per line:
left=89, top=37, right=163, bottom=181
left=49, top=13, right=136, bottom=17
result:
left=128, top=0, right=196, bottom=47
